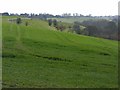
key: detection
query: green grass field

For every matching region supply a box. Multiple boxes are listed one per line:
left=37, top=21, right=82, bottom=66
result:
left=2, top=16, right=118, bottom=88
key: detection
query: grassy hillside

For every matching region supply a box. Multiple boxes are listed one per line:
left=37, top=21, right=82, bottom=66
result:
left=2, top=16, right=118, bottom=88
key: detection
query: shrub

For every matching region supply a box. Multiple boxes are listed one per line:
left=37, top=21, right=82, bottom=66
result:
left=16, top=18, right=22, bottom=24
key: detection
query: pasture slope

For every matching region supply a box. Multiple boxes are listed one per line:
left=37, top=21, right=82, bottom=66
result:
left=2, top=16, right=118, bottom=88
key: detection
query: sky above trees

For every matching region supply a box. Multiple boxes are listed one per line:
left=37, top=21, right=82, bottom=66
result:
left=0, top=0, right=119, bottom=16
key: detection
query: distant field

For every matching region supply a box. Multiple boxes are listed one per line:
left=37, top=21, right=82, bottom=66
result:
left=48, top=17, right=110, bottom=23
left=2, top=16, right=118, bottom=88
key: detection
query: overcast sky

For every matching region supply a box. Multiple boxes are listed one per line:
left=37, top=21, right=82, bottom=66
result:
left=0, top=0, right=119, bottom=16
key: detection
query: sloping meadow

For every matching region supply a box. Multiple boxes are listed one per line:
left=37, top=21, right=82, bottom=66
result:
left=2, top=16, right=118, bottom=88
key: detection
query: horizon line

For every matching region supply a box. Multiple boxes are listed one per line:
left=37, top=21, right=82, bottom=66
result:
left=1, top=12, right=118, bottom=16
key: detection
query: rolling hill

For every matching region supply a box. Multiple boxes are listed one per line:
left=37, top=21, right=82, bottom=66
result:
left=2, top=16, right=118, bottom=88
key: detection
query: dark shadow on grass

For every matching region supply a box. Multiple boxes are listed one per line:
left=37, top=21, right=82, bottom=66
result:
left=2, top=53, right=16, bottom=58
left=33, top=54, right=71, bottom=62
left=99, top=52, right=110, bottom=56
